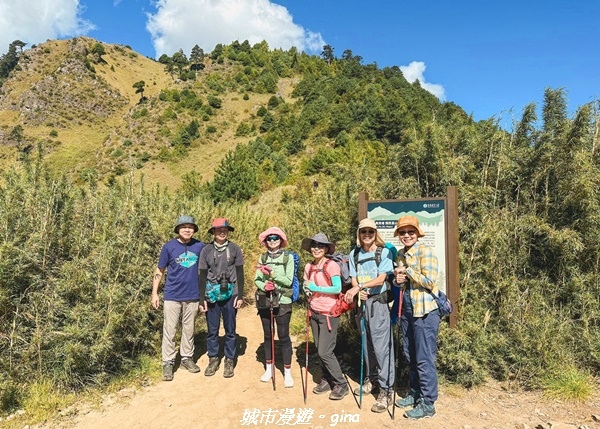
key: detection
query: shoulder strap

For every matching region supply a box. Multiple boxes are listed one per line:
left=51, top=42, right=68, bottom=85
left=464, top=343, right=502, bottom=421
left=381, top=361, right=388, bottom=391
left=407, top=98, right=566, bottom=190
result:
left=353, top=248, right=359, bottom=268
left=260, top=252, right=268, bottom=265
left=308, top=260, right=333, bottom=286
left=375, top=246, right=383, bottom=266
left=321, top=259, right=332, bottom=286
left=282, top=251, right=289, bottom=274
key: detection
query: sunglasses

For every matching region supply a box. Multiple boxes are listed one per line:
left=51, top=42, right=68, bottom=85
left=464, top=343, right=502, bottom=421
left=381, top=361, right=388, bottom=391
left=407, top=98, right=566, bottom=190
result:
left=359, top=229, right=376, bottom=234
left=266, top=235, right=281, bottom=242
left=310, top=242, right=328, bottom=249
left=397, top=230, right=417, bottom=236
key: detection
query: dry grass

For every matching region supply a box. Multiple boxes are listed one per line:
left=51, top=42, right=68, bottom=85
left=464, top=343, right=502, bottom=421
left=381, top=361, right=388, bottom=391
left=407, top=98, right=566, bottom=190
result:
left=0, top=38, right=304, bottom=191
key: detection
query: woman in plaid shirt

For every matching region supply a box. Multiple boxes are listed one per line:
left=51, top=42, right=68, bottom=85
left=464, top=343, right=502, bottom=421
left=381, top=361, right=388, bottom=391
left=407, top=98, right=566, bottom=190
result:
left=392, top=215, right=440, bottom=420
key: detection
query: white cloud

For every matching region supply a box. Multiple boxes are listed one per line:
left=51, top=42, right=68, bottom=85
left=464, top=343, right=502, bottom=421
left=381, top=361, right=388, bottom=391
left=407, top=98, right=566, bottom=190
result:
left=146, top=0, right=325, bottom=58
left=0, top=0, right=93, bottom=52
left=399, top=61, right=446, bottom=101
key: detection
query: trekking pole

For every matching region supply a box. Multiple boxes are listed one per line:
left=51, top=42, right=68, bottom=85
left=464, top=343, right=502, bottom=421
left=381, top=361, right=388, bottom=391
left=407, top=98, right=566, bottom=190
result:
left=269, top=289, right=276, bottom=391
left=303, top=298, right=310, bottom=404
left=392, top=288, right=403, bottom=420
left=358, top=293, right=365, bottom=410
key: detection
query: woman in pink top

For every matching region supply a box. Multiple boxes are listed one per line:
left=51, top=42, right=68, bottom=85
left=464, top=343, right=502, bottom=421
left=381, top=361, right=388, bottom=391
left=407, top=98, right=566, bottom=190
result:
left=302, top=232, right=349, bottom=400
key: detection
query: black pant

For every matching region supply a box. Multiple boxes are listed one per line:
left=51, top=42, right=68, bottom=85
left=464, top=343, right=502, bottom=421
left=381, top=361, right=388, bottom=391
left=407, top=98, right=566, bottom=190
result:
left=259, top=304, right=292, bottom=366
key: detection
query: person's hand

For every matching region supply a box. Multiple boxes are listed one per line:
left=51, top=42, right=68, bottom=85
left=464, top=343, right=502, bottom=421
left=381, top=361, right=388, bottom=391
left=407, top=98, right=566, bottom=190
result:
left=345, top=286, right=359, bottom=303
left=151, top=292, right=160, bottom=310
left=394, top=266, right=407, bottom=285
left=259, top=265, right=272, bottom=276
left=265, top=280, right=275, bottom=291
left=198, top=302, right=208, bottom=313
left=234, top=297, right=243, bottom=309
left=358, top=289, right=368, bottom=301
left=303, top=281, right=312, bottom=297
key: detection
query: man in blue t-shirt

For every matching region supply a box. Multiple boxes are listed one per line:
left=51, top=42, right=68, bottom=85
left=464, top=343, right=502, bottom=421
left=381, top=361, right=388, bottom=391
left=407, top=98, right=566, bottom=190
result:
left=151, top=215, right=205, bottom=381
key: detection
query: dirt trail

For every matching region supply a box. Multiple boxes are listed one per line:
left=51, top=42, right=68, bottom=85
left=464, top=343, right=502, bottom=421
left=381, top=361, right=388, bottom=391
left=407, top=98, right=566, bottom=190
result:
left=61, top=307, right=598, bottom=429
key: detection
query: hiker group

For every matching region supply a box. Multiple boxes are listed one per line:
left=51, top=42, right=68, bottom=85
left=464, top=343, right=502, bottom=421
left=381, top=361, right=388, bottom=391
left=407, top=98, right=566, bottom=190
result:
left=151, top=214, right=445, bottom=420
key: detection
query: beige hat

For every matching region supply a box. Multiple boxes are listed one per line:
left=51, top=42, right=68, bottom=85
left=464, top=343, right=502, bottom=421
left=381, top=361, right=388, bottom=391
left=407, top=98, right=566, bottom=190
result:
left=393, top=215, right=425, bottom=238
left=356, top=218, right=385, bottom=247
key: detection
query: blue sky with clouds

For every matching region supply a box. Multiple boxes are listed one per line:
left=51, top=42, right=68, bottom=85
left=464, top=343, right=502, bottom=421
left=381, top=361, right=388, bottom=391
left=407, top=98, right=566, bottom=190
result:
left=0, top=0, right=598, bottom=123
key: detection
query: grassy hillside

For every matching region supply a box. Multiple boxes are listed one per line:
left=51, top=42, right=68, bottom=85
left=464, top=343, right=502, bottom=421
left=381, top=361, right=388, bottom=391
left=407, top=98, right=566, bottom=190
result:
left=1, top=36, right=599, bottom=425
left=0, top=38, right=290, bottom=189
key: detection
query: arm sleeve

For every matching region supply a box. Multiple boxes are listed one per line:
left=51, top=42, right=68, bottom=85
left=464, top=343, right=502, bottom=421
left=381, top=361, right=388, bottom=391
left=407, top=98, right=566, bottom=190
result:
left=236, top=264, right=245, bottom=298
left=308, top=276, right=342, bottom=294
left=198, top=269, right=208, bottom=305
left=405, top=245, right=438, bottom=291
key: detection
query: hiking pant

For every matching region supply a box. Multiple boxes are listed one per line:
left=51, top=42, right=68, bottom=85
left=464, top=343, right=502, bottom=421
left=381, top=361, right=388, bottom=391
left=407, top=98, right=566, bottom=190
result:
left=258, top=304, right=292, bottom=366
left=206, top=296, right=237, bottom=360
left=310, top=312, right=345, bottom=386
left=355, top=296, right=394, bottom=391
left=162, top=300, right=199, bottom=363
left=401, top=309, right=440, bottom=405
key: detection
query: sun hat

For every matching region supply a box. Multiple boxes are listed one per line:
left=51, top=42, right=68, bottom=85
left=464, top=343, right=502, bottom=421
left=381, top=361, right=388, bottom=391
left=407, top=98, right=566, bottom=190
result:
left=355, top=218, right=385, bottom=247
left=258, top=226, right=289, bottom=248
left=173, top=215, right=198, bottom=233
left=393, top=215, right=425, bottom=238
left=301, top=232, right=336, bottom=255
left=208, top=217, right=235, bottom=234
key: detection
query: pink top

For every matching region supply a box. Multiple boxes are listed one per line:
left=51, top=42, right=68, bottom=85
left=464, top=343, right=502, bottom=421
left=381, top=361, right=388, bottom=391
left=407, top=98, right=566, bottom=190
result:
left=303, top=260, right=341, bottom=314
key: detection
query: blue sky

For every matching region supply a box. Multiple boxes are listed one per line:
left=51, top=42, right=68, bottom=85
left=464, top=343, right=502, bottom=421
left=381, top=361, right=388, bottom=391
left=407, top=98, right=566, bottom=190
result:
left=1, top=0, right=598, bottom=123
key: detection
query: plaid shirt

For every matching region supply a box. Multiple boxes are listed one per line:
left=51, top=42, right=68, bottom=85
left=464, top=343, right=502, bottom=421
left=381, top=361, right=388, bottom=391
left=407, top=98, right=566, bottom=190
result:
left=397, top=240, right=439, bottom=317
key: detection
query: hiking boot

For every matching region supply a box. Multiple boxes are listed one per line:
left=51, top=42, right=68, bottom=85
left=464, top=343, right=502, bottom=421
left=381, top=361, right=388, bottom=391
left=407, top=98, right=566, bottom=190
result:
left=223, top=357, right=235, bottom=378
left=329, top=383, right=349, bottom=400
left=395, top=390, right=421, bottom=408
left=204, top=356, right=220, bottom=376
left=312, top=379, right=332, bottom=395
left=371, top=390, right=392, bottom=413
left=180, top=358, right=200, bottom=373
left=353, top=378, right=377, bottom=396
left=404, top=401, right=436, bottom=419
left=162, top=362, right=173, bottom=381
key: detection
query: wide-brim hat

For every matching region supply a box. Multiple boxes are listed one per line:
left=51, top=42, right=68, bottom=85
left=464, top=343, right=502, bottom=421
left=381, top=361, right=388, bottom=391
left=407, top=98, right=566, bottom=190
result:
left=355, top=218, right=385, bottom=247
left=393, top=215, right=425, bottom=238
left=301, top=232, right=336, bottom=255
left=258, top=226, right=289, bottom=248
left=208, top=217, right=235, bottom=234
left=174, top=215, right=198, bottom=233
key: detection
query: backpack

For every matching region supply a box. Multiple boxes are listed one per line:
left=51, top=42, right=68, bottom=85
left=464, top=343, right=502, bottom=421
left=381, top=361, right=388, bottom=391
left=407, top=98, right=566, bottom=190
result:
left=307, top=258, right=354, bottom=317
left=352, top=246, right=395, bottom=303
left=324, top=253, right=352, bottom=287
left=259, top=250, right=301, bottom=302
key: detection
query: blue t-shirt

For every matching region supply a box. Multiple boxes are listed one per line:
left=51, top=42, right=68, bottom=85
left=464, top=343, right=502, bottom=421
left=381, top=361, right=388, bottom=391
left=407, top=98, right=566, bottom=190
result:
left=158, top=238, right=205, bottom=301
left=348, top=246, right=393, bottom=296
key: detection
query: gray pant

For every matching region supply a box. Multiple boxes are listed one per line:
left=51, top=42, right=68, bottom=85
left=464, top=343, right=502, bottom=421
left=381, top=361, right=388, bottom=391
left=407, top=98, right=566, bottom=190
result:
left=356, top=297, right=395, bottom=391
left=162, top=300, right=199, bottom=363
left=310, top=312, right=345, bottom=386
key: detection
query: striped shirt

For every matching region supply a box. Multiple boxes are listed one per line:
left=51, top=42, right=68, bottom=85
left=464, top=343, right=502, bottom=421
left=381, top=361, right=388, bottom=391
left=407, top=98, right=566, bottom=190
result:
left=398, top=240, right=439, bottom=317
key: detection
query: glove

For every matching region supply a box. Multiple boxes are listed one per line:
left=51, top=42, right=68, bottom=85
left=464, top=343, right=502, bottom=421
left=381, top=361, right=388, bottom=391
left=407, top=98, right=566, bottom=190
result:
left=259, top=265, right=272, bottom=276
left=303, top=282, right=312, bottom=297
left=265, top=280, right=275, bottom=291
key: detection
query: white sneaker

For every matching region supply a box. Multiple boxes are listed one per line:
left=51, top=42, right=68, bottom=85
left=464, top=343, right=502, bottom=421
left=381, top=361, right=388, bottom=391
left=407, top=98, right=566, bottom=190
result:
left=260, top=363, right=273, bottom=383
left=284, top=367, right=294, bottom=388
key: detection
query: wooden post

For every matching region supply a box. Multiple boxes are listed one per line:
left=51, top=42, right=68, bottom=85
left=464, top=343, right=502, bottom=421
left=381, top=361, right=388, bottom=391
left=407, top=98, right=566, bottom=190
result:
left=445, top=186, right=459, bottom=328
left=358, top=191, right=369, bottom=220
